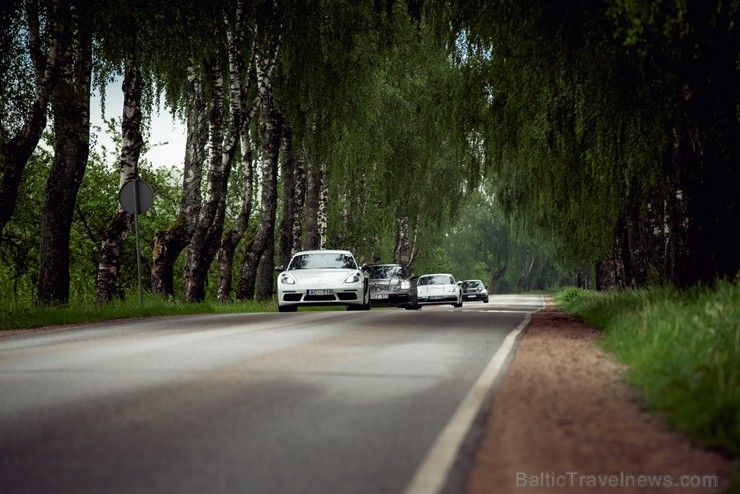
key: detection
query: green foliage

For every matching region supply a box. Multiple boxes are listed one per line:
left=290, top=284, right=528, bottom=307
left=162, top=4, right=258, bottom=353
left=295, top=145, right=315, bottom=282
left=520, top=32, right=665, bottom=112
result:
left=0, top=0, right=32, bottom=138
left=320, top=11, right=474, bottom=263
left=558, top=283, right=740, bottom=457
left=430, top=0, right=708, bottom=274
left=0, top=119, right=186, bottom=308
left=0, top=148, right=49, bottom=305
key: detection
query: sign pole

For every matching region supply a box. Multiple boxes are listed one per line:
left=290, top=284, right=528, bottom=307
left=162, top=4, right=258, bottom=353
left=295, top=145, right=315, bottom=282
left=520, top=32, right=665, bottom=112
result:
left=118, top=178, right=153, bottom=307
left=132, top=179, right=143, bottom=306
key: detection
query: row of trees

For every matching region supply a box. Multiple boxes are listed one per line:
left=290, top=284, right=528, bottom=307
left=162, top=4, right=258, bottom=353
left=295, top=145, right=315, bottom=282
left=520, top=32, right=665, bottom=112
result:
left=437, top=0, right=738, bottom=289
left=1, top=0, right=736, bottom=308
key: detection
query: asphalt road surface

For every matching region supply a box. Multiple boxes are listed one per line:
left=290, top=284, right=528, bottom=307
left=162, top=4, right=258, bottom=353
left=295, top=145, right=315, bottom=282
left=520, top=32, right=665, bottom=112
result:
left=0, top=295, right=544, bottom=494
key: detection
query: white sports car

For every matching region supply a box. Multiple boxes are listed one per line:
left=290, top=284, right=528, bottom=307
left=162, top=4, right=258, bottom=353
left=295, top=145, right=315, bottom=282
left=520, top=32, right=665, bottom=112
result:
left=417, top=273, right=463, bottom=308
left=276, top=249, right=371, bottom=312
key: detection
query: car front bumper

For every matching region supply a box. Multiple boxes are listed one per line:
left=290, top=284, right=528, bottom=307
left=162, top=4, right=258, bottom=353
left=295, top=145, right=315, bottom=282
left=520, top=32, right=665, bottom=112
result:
left=418, top=295, right=459, bottom=305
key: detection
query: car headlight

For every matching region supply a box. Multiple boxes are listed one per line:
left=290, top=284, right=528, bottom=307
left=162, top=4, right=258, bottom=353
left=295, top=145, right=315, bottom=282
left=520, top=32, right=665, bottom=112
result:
left=400, top=280, right=410, bottom=289
left=344, top=271, right=361, bottom=284
left=448, top=286, right=458, bottom=293
left=279, top=273, right=296, bottom=285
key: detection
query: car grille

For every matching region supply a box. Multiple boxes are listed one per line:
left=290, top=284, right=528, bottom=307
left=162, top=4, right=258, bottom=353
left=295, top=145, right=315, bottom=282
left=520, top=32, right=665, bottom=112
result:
left=285, top=291, right=359, bottom=302
left=304, top=295, right=335, bottom=301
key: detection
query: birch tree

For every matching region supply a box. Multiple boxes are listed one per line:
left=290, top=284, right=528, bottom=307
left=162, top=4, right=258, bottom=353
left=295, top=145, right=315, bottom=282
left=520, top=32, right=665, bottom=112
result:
left=38, top=1, right=92, bottom=305
left=0, top=0, right=68, bottom=236
left=182, top=57, right=227, bottom=302
left=150, top=60, right=206, bottom=298
left=236, top=93, right=282, bottom=301
left=94, top=52, right=143, bottom=302
left=215, top=1, right=281, bottom=302
left=276, top=126, right=294, bottom=269
left=290, top=149, right=306, bottom=255
left=302, top=155, right=321, bottom=250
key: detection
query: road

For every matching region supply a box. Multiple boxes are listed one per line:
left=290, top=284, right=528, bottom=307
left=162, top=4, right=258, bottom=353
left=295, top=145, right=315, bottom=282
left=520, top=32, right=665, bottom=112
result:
left=0, top=295, right=544, bottom=494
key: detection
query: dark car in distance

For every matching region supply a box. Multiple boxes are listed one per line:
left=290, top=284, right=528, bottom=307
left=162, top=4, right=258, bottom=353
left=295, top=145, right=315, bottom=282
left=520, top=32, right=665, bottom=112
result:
left=367, top=264, right=419, bottom=310
left=460, top=279, right=489, bottom=303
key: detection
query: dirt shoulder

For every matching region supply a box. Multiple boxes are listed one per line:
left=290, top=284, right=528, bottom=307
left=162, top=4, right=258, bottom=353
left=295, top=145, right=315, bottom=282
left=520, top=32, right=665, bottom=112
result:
left=466, top=300, right=737, bottom=494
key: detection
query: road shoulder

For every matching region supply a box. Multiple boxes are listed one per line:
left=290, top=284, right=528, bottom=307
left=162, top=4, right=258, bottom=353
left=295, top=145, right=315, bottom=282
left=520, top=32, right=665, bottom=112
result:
left=466, top=300, right=736, bottom=493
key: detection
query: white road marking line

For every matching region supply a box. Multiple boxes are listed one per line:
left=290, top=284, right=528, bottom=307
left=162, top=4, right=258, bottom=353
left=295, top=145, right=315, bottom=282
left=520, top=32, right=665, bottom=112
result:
left=403, top=296, right=542, bottom=494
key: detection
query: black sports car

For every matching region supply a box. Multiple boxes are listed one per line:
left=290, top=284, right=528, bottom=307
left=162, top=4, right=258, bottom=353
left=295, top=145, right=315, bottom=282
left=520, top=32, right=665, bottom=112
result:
left=367, top=264, right=419, bottom=310
left=460, top=279, right=489, bottom=303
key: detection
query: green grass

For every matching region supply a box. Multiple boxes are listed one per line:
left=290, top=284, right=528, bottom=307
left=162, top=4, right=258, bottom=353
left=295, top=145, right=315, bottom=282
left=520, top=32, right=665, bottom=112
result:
left=556, top=283, right=740, bottom=459
left=0, top=293, right=277, bottom=332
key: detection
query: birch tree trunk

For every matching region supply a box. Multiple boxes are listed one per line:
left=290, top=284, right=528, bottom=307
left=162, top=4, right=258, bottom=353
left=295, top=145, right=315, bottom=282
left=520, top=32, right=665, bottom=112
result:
left=236, top=94, right=282, bottom=300
left=0, top=0, right=66, bottom=236
left=489, top=266, right=507, bottom=295
left=255, top=234, right=275, bottom=300
left=302, top=155, right=321, bottom=250
left=150, top=61, right=206, bottom=298
left=182, top=59, right=228, bottom=302
left=317, top=163, right=328, bottom=249
left=216, top=4, right=280, bottom=302
left=217, top=138, right=253, bottom=303
left=38, top=6, right=92, bottom=305
left=515, top=253, right=536, bottom=293
left=393, top=215, right=419, bottom=270
left=95, top=53, right=143, bottom=303
left=277, top=127, right=295, bottom=268
left=290, top=150, right=306, bottom=255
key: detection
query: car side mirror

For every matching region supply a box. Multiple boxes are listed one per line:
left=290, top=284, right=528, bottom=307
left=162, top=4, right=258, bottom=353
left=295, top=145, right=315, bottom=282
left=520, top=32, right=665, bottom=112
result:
left=275, top=265, right=285, bottom=272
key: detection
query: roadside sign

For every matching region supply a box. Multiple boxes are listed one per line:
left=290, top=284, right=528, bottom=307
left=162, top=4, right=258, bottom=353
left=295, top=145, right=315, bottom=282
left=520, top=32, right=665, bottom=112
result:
left=118, top=178, right=154, bottom=305
left=119, top=179, right=153, bottom=214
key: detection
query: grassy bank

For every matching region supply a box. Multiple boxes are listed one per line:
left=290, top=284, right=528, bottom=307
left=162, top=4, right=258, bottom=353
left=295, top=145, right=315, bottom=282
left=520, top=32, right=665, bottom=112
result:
left=556, top=283, right=739, bottom=460
left=0, top=294, right=276, bottom=332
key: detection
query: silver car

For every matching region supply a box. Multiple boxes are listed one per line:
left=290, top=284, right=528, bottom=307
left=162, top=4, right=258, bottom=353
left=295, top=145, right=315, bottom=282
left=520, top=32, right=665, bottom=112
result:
left=416, top=273, right=463, bottom=308
left=276, top=249, right=370, bottom=312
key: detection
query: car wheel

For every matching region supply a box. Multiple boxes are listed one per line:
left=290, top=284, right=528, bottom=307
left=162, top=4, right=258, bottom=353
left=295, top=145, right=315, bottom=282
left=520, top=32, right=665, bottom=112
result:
left=278, top=305, right=297, bottom=312
left=362, top=282, right=371, bottom=310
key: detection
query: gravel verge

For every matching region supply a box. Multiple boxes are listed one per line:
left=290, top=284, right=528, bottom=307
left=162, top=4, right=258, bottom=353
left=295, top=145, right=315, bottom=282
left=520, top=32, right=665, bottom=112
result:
left=466, top=301, right=737, bottom=494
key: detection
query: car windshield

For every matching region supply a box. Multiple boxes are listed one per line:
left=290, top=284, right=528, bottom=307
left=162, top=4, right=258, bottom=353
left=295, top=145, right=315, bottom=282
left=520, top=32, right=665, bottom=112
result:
left=368, top=265, right=404, bottom=279
left=462, top=281, right=483, bottom=289
left=288, top=252, right=357, bottom=270
left=418, top=275, right=454, bottom=286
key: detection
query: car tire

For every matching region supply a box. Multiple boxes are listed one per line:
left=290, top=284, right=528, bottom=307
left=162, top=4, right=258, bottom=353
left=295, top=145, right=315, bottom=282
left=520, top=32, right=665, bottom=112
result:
left=278, top=305, right=297, bottom=312
left=362, top=281, right=371, bottom=310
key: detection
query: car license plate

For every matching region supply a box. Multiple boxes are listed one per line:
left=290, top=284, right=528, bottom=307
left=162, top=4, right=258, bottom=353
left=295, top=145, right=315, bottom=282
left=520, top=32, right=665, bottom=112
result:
left=307, top=289, right=333, bottom=296
left=466, top=295, right=477, bottom=299
left=371, top=294, right=389, bottom=299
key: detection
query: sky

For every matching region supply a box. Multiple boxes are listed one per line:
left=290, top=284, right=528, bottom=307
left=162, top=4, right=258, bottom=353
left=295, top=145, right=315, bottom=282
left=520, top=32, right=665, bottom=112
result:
left=90, top=82, right=187, bottom=170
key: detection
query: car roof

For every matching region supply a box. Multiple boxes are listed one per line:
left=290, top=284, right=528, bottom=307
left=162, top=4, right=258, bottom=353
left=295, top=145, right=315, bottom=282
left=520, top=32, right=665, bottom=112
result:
left=419, top=273, right=454, bottom=277
left=292, top=249, right=353, bottom=256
